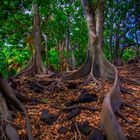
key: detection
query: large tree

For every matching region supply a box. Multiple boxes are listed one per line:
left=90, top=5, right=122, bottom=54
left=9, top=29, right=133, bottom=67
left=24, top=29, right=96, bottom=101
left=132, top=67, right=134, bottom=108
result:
left=58, top=0, right=127, bottom=140
left=18, top=2, right=46, bottom=76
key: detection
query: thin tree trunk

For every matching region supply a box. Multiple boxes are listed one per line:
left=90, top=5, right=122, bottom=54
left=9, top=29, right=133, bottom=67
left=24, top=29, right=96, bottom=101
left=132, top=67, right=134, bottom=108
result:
left=65, top=28, right=71, bottom=71
left=135, top=30, right=139, bottom=57
left=42, top=32, right=49, bottom=68
left=114, top=28, right=120, bottom=65
left=71, top=43, right=77, bottom=70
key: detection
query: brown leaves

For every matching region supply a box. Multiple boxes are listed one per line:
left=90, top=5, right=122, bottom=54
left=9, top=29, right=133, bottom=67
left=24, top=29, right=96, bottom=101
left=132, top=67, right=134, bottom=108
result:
left=12, top=63, right=140, bottom=139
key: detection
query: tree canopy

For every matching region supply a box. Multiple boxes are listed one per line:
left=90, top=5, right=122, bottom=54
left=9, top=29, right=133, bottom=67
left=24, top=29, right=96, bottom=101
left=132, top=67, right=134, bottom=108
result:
left=0, top=0, right=139, bottom=76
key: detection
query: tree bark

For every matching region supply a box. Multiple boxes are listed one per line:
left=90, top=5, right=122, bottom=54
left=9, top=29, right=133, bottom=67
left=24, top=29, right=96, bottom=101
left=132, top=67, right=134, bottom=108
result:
left=71, top=43, right=77, bottom=70
left=42, top=32, right=49, bottom=68
left=135, top=30, right=139, bottom=58
left=0, top=75, right=33, bottom=140
left=58, top=0, right=127, bottom=140
left=18, top=3, right=46, bottom=76
left=65, top=27, right=71, bottom=71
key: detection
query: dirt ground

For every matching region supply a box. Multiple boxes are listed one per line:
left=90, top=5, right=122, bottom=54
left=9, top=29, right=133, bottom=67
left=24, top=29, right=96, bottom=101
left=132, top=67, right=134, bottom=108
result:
left=11, top=61, right=140, bottom=140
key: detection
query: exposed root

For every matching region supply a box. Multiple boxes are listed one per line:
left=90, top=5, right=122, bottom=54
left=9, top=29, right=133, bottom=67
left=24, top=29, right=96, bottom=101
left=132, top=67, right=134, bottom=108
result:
left=122, top=102, right=140, bottom=117
left=75, top=122, right=82, bottom=140
left=121, top=87, right=133, bottom=94
left=48, top=80, right=67, bottom=92
left=14, top=90, right=42, bottom=103
left=0, top=125, right=7, bottom=140
left=122, top=102, right=137, bottom=110
left=17, top=55, right=35, bottom=76
left=117, top=109, right=135, bottom=124
left=49, top=0, right=129, bottom=139
left=0, top=77, right=33, bottom=140
left=83, top=73, right=102, bottom=91
left=54, top=105, right=99, bottom=112
left=0, top=93, right=20, bottom=140
left=120, top=77, right=140, bottom=86
left=5, top=124, right=20, bottom=140
left=17, top=52, right=46, bottom=76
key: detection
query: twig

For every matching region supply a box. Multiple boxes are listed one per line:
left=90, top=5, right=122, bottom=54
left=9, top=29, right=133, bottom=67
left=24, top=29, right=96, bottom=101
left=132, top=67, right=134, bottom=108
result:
left=75, top=122, right=82, bottom=140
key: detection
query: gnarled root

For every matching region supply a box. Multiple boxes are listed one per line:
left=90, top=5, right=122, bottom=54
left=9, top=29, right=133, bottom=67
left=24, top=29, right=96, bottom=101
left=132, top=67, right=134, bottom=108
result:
left=120, top=77, right=140, bottom=86
left=122, top=102, right=140, bottom=117
left=0, top=92, right=19, bottom=140
left=115, top=101, right=140, bottom=124
left=83, top=73, right=102, bottom=91
left=99, top=57, right=127, bottom=140
left=117, top=109, right=135, bottom=124
left=48, top=80, right=66, bottom=92
left=54, top=104, right=99, bottom=112
left=55, top=51, right=127, bottom=140
left=0, top=76, right=33, bottom=140
left=17, top=52, right=46, bottom=76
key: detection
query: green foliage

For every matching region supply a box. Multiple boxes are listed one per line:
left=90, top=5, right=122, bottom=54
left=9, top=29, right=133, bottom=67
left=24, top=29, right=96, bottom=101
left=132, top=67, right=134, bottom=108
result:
left=48, top=48, right=60, bottom=70
left=0, top=45, right=31, bottom=77
left=103, top=45, right=110, bottom=60
left=122, top=48, right=135, bottom=61
left=75, top=47, right=86, bottom=66
left=0, top=0, right=139, bottom=77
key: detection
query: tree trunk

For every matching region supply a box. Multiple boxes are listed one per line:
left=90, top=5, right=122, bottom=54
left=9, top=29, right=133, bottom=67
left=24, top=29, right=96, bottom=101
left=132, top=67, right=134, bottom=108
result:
left=59, top=0, right=127, bottom=140
left=18, top=3, right=46, bottom=76
left=135, top=30, right=139, bottom=58
left=114, top=23, right=120, bottom=66
left=65, top=27, right=71, bottom=71
left=42, top=32, right=49, bottom=69
left=71, top=43, right=77, bottom=70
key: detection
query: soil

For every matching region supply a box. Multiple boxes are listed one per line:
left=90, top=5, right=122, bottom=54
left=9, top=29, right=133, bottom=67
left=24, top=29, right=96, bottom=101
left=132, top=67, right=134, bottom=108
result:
left=9, top=62, right=140, bottom=140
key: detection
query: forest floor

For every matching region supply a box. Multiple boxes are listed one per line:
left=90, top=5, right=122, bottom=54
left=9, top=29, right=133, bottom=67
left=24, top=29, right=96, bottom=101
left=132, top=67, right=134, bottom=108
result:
left=10, top=61, right=140, bottom=140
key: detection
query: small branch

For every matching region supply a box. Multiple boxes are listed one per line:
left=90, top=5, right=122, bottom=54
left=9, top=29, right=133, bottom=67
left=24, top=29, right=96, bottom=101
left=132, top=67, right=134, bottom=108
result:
left=75, top=122, right=82, bottom=140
